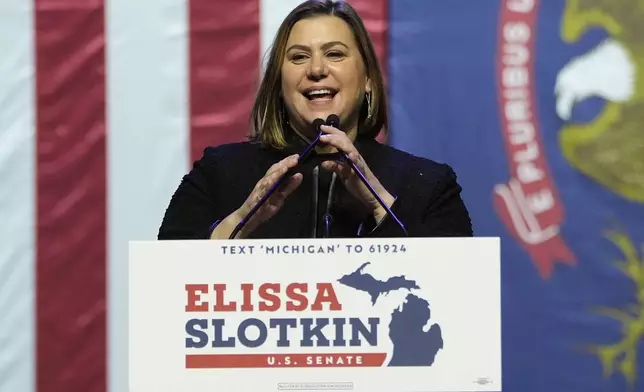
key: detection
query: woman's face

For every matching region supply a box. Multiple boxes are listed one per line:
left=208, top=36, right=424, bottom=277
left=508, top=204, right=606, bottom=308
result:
left=281, top=15, right=370, bottom=138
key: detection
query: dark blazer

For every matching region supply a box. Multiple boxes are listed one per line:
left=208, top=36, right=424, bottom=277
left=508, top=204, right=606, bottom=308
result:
left=158, top=134, right=473, bottom=239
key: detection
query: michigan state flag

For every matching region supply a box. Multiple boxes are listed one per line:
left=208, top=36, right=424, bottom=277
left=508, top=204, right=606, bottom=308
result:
left=389, top=1, right=644, bottom=391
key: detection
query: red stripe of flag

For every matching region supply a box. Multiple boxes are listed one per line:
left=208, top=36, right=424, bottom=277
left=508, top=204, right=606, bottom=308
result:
left=189, top=0, right=260, bottom=161
left=350, top=0, right=389, bottom=80
left=351, top=0, right=389, bottom=142
left=35, top=1, right=107, bottom=391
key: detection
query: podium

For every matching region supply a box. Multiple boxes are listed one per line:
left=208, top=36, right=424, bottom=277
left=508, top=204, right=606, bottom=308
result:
left=129, top=237, right=501, bottom=392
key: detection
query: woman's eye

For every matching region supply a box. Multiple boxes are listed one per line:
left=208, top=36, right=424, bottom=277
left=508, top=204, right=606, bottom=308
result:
left=327, top=51, right=344, bottom=58
left=291, top=54, right=308, bottom=62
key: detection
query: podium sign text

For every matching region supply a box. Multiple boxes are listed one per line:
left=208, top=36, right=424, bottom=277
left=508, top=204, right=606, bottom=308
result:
left=129, top=237, right=501, bottom=392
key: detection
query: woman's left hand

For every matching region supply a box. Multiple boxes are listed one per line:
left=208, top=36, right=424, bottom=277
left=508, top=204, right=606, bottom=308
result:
left=319, top=125, right=395, bottom=221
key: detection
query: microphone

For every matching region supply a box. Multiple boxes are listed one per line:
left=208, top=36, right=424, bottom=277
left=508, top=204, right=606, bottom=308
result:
left=326, top=113, right=340, bottom=128
left=228, top=118, right=326, bottom=239
left=323, top=114, right=408, bottom=236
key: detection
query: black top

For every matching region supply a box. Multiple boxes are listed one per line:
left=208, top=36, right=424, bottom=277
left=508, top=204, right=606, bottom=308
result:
left=158, top=134, right=473, bottom=239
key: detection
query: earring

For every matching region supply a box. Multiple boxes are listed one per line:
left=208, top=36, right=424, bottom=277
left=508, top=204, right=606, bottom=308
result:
left=366, top=92, right=372, bottom=119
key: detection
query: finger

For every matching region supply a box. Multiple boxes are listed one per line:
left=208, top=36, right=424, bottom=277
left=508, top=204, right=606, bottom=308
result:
left=266, top=154, right=299, bottom=176
left=321, top=159, right=342, bottom=174
left=270, top=173, right=303, bottom=208
left=319, top=124, right=343, bottom=135
left=340, top=157, right=353, bottom=178
left=319, top=134, right=357, bottom=155
left=266, top=153, right=299, bottom=176
left=321, top=160, right=351, bottom=180
left=265, top=168, right=287, bottom=191
left=347, top=152, right=365, bottom=173
left=278, top=173, right=303, bottom=199
left=283, top=153, right=300, bottom=168
left=259, top=155, right=298, bottom=193
left=254, top=169, right=282, bottom=197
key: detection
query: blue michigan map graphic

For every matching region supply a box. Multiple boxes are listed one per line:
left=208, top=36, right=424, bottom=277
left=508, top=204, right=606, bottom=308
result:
left=338, top=262, right=444, bottom=366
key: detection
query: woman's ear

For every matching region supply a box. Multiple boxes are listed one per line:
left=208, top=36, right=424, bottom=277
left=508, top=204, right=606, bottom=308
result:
left=365, top=78, right=372, bottom=94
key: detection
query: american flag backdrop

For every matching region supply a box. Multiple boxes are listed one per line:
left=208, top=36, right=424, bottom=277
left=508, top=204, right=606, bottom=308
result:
left=2, top=0, right=644, bottom=391
left=0, top=1, right=386, bottom=391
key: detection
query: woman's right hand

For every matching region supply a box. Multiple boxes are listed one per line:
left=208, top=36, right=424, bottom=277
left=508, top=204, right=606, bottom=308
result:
left=211, top=154, right=303, bottom=239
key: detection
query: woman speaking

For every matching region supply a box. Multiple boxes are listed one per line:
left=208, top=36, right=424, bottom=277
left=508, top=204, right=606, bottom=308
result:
left=158, top=0, right=473, bottom=240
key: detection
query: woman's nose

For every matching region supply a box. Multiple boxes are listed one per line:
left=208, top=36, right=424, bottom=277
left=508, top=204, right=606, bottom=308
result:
left=307, top=54, right=327, bottom=79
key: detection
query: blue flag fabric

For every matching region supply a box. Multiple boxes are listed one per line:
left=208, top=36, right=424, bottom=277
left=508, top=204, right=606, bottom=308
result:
left=388, top=0, right=644, bottom=391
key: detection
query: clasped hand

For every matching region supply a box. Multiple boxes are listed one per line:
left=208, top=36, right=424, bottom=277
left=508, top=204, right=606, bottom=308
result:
left=227, top=125, right=394, bottom=238
left=318, top=125, right=394, bottom=220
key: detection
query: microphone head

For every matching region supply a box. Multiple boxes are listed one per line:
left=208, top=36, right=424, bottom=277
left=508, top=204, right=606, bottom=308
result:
left=312, top=118, right=325, bottom=132
left=325, top=114, right=340, bottom=128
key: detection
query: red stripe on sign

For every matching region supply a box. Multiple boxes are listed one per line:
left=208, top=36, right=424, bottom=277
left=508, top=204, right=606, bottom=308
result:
left=34, top=1, right=107, bottom=392
left=186, top=353, right=387, bottom=368
left=189, top=0, right=260, bottom=162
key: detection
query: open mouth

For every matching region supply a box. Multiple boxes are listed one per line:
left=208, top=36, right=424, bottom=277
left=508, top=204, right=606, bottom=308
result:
left=303, top=88, right=338, bottom=101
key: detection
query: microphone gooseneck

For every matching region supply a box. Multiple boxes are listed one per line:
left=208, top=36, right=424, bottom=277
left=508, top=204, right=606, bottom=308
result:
left=228, top=118, right=327, bottom=239
left=323, top=115, right=408, bottom=236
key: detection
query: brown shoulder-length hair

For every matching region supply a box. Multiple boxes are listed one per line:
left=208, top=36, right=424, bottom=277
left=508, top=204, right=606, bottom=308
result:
left=249, top=0, right=388, bottom=149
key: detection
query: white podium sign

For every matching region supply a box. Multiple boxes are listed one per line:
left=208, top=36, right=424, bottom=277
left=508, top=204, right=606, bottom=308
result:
left=129, top=237, right=501, bottom=392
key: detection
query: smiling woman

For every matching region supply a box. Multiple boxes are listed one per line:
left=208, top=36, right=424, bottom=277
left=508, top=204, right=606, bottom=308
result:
left=280, top=15, right=372, bottom=151
left=157, top=0, right=474, bottom=240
